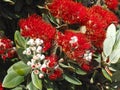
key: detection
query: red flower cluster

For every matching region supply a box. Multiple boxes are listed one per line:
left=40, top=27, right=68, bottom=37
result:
left=85, top=6, right=118, bottom=49
left=0, top=38, right=16, bottom=60
left=105, top=0, right=119, bottom=10
left=57, top=30, right=91, bottom=61
left=49, top=68, right=62, bottom=80
left=81, top=63, right=93, bottom=72
left=0, top=83, right=4, bottom=90
left=48, top=0, right=87, bottom=24
left=41, top=55, right=63, bottom=80
left=49, top=0, right=119, bottom=49
left=19, top=14, right=56, bottom=51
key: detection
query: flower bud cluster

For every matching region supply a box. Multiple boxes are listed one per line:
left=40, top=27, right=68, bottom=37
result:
left=23, top=38, right=62, bottom=80
left=83, top=50, right=92, bottom=62
left=0, top=38, right=16, bottom=60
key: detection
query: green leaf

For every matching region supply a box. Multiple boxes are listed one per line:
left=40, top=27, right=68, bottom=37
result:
left=75, top=67, right=87, bottom=75
left=14, top=31, right=26, bottom=48
left=59, top=63, right=75, bottom=70
left=109, top=29, right=120, bottom=63
left=12, top=61, right=31, bottom=76
left=11, top=86, right=23, bottom=90
left=27, top=82, right=39, bottom=90
left=63, top=74, right=82, bottom=85
left=31, top=72, right=42, bottom=90
left=102, top=68, right=112, bottom=82
left=17, top=48, right=31, bottom=63
left=7, top=64, right=15, bottom=73
left=2, top=71, right=24, bottom=88
left=103, top=24, right=116, bottom=57
left=109, top=48, right=120, bottom=63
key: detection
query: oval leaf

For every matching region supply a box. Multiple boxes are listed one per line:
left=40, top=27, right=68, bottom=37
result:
left=2, top=72, right=24, bottom=88
left=14, top=31, right=26, bottom=48
left=63, top=74, right=82, bottom=85
left=75, top=68, right=87, bottom=75
left=13, top=61, right=31, bottom=76
left=109, top=29, right=120, bottom=63
left=103, top=24, right=116, bottom=57
left=27, top=82, right=39, bottom=90
left=31, top=72, right=42, bottom=90
left=102, top=68, right=112, bottom=82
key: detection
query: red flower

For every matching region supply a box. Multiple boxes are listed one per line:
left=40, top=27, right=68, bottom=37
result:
left=0, top=38, right=15, bottom=61
left=85, top=6, right=118, bottom=30
left=46, top=55, right=57, bottom=68
left=81, top=63, right=92, bottom=72
left=84, top=6, right=118, bottom=49
left=86, top=28, right=106, bottom=49
left=57, top=30, right=91, bottom=61
left=105, top=0, right=119, bottom=10
left=49, top=68, right=62, bottom=80
left=54, top=68, right=63, bottom=78
left=19, top=14, right=56, bottom=51
left=0, top=83, right=4, bottom=90
left=48, top=0, right=87, bottom=24
left=49, top=73, right=58, bottom=80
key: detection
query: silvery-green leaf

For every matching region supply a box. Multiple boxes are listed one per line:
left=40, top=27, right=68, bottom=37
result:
left=103, top=24, right=116, bottom=57
left=109, top=48, right=120, bottom=63
left=109, top=29, right=120, bottom=63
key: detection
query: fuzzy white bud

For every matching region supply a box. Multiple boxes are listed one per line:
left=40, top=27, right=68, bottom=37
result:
left=40, top=54, right=45, bottom=60
left=83, top=51, right=92, bottom=62
left=23, top=50, right=26, bottom=55
left=33, top=55, right=39, bottom=60
left=36, top=46, right=42, bottom=53
left=69, top=36, right=78, bottom=44
left=33, top=70, right=39, bottom=75
left=27, top=39, right=35, bottom=46
left=30, top=46, right=36, bottom=51
left=26, top=48, right=31, bottom=55
left=35, top=38, right=44, bottom=46
left=27, top=61, right=31, bottom=66
left=39, top=73, right=44, bottom=78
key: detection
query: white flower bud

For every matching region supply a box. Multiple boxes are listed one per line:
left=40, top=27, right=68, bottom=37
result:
left=83, top=51, right=92, bottom=62
left=27, top=61, right=31, bottom=66
left=27, top=39, right=35, bottom=46
left=39, top=73, right=44, bottom=78
left=31, top=59, right=35, bottom=63
left=26, top=48, right=31, bottom=55
left=35, top=38, right=44, bottom=46
left=23, top=50, right=26, bottom=55
left=30, top=46, right=36, bottom=51
left=40, top=54, right=45, bottom=60
left=33, top=55, right=39, bottom=60
left=40, top=39, right=44, bottom=44
left=40, top=64, right=47, bottom=71
left=36, top=46, right=42, bottom=53
left=33, top=70, right=39, bottom=75
left=35, top=63, right=41, bottom=68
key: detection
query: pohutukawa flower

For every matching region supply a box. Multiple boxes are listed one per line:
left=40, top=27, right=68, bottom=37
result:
left=81, top=63, right=93, bottom=72
left=48, top=0, right=87, bottom=24
left=0, top=37, right=16, bottom=60
left=57, top=30, right=91, bottom=61
left=85, top=6, right=118, bottom=49
left=105, top=0, right=119, bottom=10
left=19, top=14, right=56, bottom=51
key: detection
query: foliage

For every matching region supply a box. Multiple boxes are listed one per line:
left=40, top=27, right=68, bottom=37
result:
left=0, top=0, right=120, bottom=90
